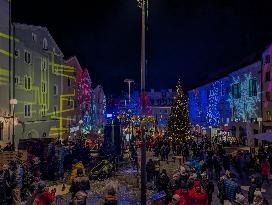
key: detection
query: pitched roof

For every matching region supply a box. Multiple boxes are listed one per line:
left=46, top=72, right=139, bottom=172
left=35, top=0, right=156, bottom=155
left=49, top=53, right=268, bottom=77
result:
left=188, top=49, right=263, bottom=91
left=13, top=22, right=64, bottom=57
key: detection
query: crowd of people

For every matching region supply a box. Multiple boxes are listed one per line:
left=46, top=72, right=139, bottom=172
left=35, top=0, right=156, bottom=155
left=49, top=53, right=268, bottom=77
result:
left=0, top=136, right=271, bottom=205
left=144, top=139, right=272, bottom=205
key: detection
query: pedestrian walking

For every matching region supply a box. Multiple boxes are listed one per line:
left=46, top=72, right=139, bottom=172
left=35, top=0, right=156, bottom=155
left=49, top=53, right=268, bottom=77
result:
left=261, top=159, right=270, bottom=185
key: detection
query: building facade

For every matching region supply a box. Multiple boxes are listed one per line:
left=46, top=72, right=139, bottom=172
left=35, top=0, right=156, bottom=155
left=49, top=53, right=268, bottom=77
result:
left=94, top=85, right=106, bottom=129
left=188, top=61, right=263, bottom=144
left=0, top=0, right=13, bottom=146
left=145, top=89, right=175, bottom=127
left=262, top=46, right=272, bottom=133
left=13, top=23, right=65, bottom=142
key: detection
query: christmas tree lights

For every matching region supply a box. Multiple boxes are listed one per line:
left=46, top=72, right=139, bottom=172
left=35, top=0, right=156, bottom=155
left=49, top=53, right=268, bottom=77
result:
left=168, top=80, right=191, bottom=141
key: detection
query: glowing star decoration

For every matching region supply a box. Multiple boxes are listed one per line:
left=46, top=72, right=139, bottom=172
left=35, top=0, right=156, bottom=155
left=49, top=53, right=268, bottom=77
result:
left=227, top=73, right=261, bottom=121
left=206, top=81, right=221, bottom=126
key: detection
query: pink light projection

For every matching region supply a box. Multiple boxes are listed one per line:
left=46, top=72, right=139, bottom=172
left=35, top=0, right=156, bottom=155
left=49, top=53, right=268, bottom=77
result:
left=77, top=68, right=92, bottom=112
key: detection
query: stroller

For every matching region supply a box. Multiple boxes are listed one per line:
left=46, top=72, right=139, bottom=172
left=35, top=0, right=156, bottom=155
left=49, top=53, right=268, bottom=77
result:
left=89, top=159, right=114, bottom=181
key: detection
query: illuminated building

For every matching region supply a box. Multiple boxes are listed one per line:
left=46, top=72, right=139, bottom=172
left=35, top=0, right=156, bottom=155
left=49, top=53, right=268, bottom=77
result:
left=227, top=62, right=262, bottom=142
left=262, top=46, right=272, bottom=134
left=13, top=23, right=65, bottom=141
left=145, top=89, right=175, bottom=127
left=0, top=0, right=13, bottom=146
left=94, top=85, right=106, bottom=128
left=188, top=60, right=262, bottom=143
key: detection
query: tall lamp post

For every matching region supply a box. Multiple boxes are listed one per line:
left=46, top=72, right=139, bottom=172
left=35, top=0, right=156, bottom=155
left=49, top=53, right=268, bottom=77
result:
left=124, top=79, right=134, bottom=141
left=137, top=0, right=148, bottom=204
left=10, top=98, right=17, bottom=150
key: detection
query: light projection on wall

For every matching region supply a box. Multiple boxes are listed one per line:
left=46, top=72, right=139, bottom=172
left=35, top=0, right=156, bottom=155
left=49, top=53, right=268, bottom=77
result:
left=49, top=52, right=76, bottom=137
left=227, top=73, right=260, bottom=122
left=206, top=81, right=221, bottom=126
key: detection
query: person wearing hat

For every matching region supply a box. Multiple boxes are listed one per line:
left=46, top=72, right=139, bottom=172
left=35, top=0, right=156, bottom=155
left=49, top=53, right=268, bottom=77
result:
left=188, top=180, right=208, bottom=205
left=168, top=173, right=181, bottom=196
left=33, top=181, right=56, bottom=205
left=70, top=159, right=85, bottom=182
left=175, top=183, right=189, bottom=205
left=70, top=168, right=90, bottom=200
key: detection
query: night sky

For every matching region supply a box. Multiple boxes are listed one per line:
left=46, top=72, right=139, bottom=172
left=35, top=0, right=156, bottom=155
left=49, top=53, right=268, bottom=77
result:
left=12, top=0, right=272, bottom=96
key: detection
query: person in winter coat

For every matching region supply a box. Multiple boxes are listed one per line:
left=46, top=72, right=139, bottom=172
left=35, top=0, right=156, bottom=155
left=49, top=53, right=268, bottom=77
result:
left=248, top=177, right=258, bottom=204
left=252, top=191, right=266, bottom=205
left=70, top=160, right=85, bottom=182
left=146, top=159, right=155, bottom=182
left=201, top=173, right=214, bottom=205
left=0, top=164, right=10, bottom=205
left=168, top=173, right=181, bottom=196
left=70, top=168, right=90, bottom=200
left=175, top=183, right=189, bottom=205
left=261, top=159, right=270, bottom=185
left=157, top=169, right=169, bottom=193
left=168, top=194, right=180, bottom=205
left=188, top=180, right=208, bottom=205
left=33, top=181, right=56, bottom=205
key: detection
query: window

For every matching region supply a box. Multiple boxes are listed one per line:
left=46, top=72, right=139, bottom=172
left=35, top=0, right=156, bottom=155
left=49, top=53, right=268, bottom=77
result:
left=265, top=71, right=270, bottom=82
left=24, top=76, right=31, bottom=90
left=266, top=92, right=270, bottom=101
left=41, top=81, right=46, bottom=93
left=249, top=79, right=257, bottom=97
left=54, top=106, right=57, bottom=116
left=267, top=111, right=272, bottom=121
left=41, top=58, right=47, bottom=71
left=43, top=38, right=48, bottom=50
left=24, top=50, right=31, bottom=64
left=14, top=76, right=19, bottom=85
left=32, top=33, right=37, bottom=42
left=53, top=85, right=58, bottom=95
left=67, top=97, right=71, bottom=106
left=232, top=83, right=241, bottom=99
left=24, top=104, right=31, bottom=117
left=265, top=55, right=270, bottom=64
left=14, top=49, right=19, bottom=57
left=68, top=77, right=71, bottom=87
left=41, top=105, right=46, bottom=117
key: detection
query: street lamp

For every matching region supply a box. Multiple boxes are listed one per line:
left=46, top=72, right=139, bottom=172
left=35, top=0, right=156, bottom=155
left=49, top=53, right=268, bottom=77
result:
left=137, top=0, right=148, bottom=204
left=124, top=79, right=134, bottom=105
left=124, top=79, right=134, bottom=141
left=10, top=98, right=17, bottom=150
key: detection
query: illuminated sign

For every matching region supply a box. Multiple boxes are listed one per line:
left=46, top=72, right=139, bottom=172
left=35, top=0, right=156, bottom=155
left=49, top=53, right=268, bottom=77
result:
left=70, top=126, right=79, bottom=133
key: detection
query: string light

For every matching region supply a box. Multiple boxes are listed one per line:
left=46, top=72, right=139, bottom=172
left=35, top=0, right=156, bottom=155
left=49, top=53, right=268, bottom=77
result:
left=228, top=72, right=260, bottom=121
left=168, top=80, right=191, bottom=141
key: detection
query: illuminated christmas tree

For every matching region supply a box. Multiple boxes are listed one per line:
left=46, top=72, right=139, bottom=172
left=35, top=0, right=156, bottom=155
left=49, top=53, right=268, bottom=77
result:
left=168, top=80, right=191, bottom=141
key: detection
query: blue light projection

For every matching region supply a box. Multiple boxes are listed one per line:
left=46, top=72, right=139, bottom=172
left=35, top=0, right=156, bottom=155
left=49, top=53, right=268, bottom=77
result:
left=206, top=81, right=221, bottom=126
left=188, top=78, right=230, bottom=128
left=227, top=73, right=260, bottom=121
